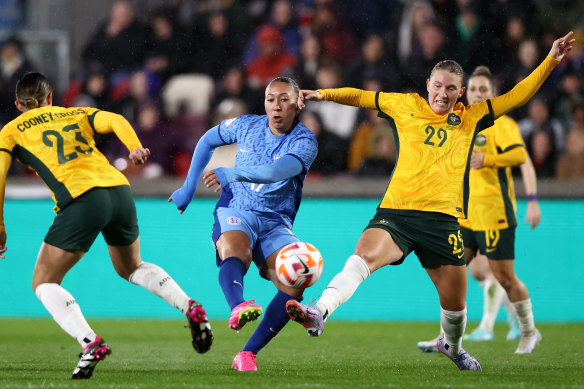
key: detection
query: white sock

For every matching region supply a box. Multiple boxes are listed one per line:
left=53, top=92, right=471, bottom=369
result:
left=316, top=255, right=370, bottom=319
left=501, top=292, right=518, bottom=325
left=129, top=262, right=191, bottom=314
left=513, top=298, right=535, bottom=335
left=478, top=279, right=504, bottom=333
left=441, top=307, right=466, bottom=355
left=35, top=283, right=96, bottom=348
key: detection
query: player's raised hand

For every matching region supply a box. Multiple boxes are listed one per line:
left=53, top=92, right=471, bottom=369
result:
left=203, top=170, right=223, bottom=193
left=129, top=147, right=151, bottom=165
left=549, top=31, right=575, bottom=61
left=0, top=231, right=7, bottom=259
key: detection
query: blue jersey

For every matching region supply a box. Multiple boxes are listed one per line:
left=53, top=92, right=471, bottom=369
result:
left=216, top=115, right=317, bottom=227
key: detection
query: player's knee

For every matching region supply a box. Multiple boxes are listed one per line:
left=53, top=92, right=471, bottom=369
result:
left=493, top=273, right=515, bottom=291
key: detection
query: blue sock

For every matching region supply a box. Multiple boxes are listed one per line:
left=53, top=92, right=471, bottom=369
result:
left=218, top=257, right=248, bottom=310
left=243, top=290, right=302, bottom=354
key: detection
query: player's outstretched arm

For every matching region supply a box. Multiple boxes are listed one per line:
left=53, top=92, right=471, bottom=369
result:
left=169, top=126, right=226, bottom=213
left=93, top=110, right=143, bottom=152
left=203, top=155, right=304, bottom=192
left=491, top=32, right=574, bottom=118
left=471, top=147, right=527, bottom=169
left=520, top=155, right=541, bottom=229
left=317, top=88, right=377, bottom=109
left=0, top=152, right=13, bottom=259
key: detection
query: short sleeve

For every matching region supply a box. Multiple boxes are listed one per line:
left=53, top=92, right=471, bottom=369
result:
left=0, top=126, right=15, bottom=156
left=286, top=135, right=318, bottom=173
left=495, top=116, right=525, bottom=152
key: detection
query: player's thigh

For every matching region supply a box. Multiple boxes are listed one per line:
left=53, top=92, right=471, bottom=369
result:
left=252, top=218, right=299, bottom=283
left=355, top=228, right=404, bottom=271
left=258, top=222, right=298, bottom=269
left=32, top=242, right=85, bottom=289
left=360, top=208, right=415, bottom=271
left=213, top=208, right=257, bottom=263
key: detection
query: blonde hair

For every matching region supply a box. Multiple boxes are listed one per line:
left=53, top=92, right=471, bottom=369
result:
left=430, top=60, right=464, bottom=85
left=15, top=72, right=53, bottom=109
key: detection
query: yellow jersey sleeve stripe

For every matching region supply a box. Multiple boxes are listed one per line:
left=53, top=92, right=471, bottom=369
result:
left=0, top=148, right=12, bottom=156
left=375, top=91, right=382, bottom=112
left=87, top=110, right=100, bottom=136
left=500, top=144, right=524, bottom=153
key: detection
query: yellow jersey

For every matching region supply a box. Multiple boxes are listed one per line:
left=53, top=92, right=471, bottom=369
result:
left=373, top=93, right=493, bottom=218
left=459, top=115, right=526, bottom=230
left=318, top=55, right=559, bottom=218
left=0, top=106, right=132, bottom=211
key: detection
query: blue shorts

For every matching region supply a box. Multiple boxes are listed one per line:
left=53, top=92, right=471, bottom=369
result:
left=212, top=207, right=299, bottom=271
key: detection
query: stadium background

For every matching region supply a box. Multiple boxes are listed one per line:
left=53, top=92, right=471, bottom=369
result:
left=1, top=0, right=583, bottom=324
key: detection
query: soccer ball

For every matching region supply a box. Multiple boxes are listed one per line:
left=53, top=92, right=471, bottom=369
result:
left=275, top=242, right=323, bottom=289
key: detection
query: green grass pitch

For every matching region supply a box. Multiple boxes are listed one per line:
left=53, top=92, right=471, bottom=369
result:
left=0, top=319, right=582, bottom=388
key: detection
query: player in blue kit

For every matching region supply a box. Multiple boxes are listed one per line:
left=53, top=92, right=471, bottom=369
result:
left=170, top=76, right=317, bottom=371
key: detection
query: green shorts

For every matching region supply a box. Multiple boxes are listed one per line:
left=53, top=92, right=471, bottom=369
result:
left=44, top=185, right=139, bottom=252
left=460, top=226, right=515, bottom=260
left=365, top=208, right=466, bottom=268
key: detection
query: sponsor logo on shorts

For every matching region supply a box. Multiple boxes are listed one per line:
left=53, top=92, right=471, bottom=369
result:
left=376, top=219, right=390, bottom=226
left=226, top=216, right=242, bottom=225
left=486, top=247, right=497, bottom=253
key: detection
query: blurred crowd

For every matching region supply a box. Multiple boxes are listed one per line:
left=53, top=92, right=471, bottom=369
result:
left=1, top=0, right=584, bottom=180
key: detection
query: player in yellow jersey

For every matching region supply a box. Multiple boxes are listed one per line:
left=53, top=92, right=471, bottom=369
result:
left=417, top=66, right=543, bottom=355
left=0, top=73, right=213, bottom=379
left=284, top=32, right=574, bottom=371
